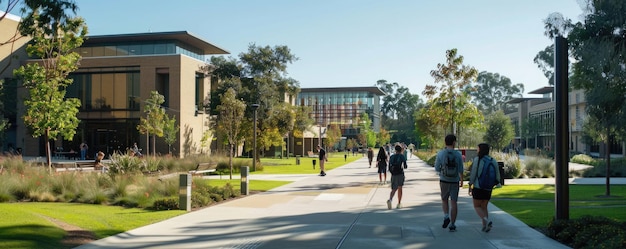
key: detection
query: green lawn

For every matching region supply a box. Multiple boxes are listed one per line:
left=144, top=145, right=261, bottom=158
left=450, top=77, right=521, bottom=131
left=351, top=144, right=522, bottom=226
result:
left=0, top=203, right=186, bottom=249
left=0, top=179, right=294, bottom=249
left=491, top=184, right=626, bottom=228
left=254, top=153, right=363, bottom=174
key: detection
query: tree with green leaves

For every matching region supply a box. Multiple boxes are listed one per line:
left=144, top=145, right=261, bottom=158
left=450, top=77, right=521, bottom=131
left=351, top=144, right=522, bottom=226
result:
left=325, top=124, right=342, bottom=151
left=415, top=105, right=442, bottom=150
left=216, top=88, right=246, bottom=179
left=423, top=48, right=481, bottom=136
left=467, top=71, right=524, bottom=115
left=377, top=127, right=390, bottom=147
left=357, top=113, right=376, bottom=148
left=346, top=138, right=357, bottom=154
left=376, top=79, right=423, bottom=144
left=13, top=0, right=86, bottom=170
left=483, top=110, right=515, bottom=151
left=520, top=117, right=541, bottom=149
left=137, top=91, right=167, bottom=157
left=163, top=114, right=178, bottom=156
left=209, top=44, right=299, bottom=163
left=545, top=0, right=626, bottom=196
left=292, top=105, right=314, bottom=156
left=533, top=44, right=555, bottom=85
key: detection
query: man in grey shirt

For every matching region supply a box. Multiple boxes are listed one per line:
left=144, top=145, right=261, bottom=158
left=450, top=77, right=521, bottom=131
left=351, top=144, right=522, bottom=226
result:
left=434, top=134, right=464, bottom=232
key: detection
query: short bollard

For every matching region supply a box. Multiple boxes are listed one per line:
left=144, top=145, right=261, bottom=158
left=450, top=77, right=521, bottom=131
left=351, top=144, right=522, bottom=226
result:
left=179, top=173, right=191, bottom=211
left=312, top=159, right=316, bottom=169
left=296, top=156, right=300, bottom=165
left=241, top=166, right=249, bottom=195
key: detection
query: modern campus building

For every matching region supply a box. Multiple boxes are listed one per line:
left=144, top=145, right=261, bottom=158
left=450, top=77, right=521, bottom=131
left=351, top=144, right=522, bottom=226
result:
left=292, top=87, right=385, bottom=155
left=1, top=12, right=229, bottom=158
left=507, top=86, right=622, bottom=156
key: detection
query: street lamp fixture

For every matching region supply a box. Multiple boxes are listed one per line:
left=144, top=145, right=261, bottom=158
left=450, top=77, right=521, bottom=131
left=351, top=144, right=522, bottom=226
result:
left=251, top=103, right=260, bottom=171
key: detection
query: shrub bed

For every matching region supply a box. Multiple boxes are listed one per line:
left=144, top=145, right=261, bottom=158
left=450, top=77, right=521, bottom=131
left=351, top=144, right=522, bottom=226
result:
left=0, top=154, right=246, bottom=210
left=546, top=215, right=626, bottom=249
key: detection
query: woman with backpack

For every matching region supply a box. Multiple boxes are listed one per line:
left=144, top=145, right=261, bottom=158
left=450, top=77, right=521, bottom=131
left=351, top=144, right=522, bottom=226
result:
left=468, top=143, right=501, bottom=233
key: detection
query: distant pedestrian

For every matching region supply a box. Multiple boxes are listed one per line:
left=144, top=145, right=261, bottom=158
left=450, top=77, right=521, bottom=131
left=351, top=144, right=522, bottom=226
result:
left=434, top=134, right=464, bottom=232
left=367, top=148, right=374, bottom=167
left=469, top=143, right=501, bottom=233
left=376, top=147, right=388, bottom=185
left=317, top=145, right=327, bottom=176
left=80, top=141, right=88, bottom=160
left=386, top=145, right=407, bottom=209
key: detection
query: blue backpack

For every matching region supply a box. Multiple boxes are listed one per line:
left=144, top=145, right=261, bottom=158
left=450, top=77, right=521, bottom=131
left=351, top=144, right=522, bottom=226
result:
left=478, top=156, right=498, bottom=189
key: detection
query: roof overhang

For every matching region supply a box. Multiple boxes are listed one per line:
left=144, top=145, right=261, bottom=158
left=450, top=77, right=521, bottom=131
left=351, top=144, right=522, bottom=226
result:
left=84, top=31, right=229, bottom=55
left=506, top=97, right=546, bottom=104
left=300, top=86, right=386, bottom=96
left=528, top=86, right=554, bottom=94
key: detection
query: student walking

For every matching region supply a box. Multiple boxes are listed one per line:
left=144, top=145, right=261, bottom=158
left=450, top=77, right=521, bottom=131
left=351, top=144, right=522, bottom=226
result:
left=367, top=148, right=374, bottom=167
left=376, top=147, right=388, bottom=185
left=469, top=143, right=501, bottom=233
left=434, top=134, right=464, bottom=232
left=80, top=141, right=88, bottom=160
left=317, top=145, right=327, bottom=176
left=386, top=145, right=407, bottom=209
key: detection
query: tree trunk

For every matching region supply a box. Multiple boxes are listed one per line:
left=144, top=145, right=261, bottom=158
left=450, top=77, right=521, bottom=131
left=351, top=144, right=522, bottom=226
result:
left=604, top=128, right=611, bottom=196
left=45, top=129, right=52, bottom=173
left=229, top=143, right=233, bottom=180
left=152, top=135, right=157, bottom=157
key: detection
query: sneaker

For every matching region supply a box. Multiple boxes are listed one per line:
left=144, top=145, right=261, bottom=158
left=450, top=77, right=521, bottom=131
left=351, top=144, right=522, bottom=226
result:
left=484, top=221, right=492, bottom=233
left=386, top=200, right=392, bottom=210
left=449, top=225, right=457, bottom=232
left=396, top=203, right=402, bottom=209
left=442, top=217, right=451, bottom=228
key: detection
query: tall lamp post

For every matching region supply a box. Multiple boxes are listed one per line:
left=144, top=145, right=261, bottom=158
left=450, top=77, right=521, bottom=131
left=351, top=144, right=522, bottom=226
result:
left=251, top=104, right=260, bottom=171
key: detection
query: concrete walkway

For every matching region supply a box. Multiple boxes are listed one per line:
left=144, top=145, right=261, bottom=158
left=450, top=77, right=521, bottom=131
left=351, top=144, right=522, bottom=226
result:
left=75, top=156, right=626, bottom=249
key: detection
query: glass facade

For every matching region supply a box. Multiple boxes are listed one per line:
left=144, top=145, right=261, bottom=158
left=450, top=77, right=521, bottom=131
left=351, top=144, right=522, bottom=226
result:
left=529, top=109, right=554, bottom=136
left=298, top=89, right=381, bottom=138
left=62, top=68, right=143, bottom=155
left=74, top=40, right=205, bottom=61
left=67, top=67, right=141, bottom=112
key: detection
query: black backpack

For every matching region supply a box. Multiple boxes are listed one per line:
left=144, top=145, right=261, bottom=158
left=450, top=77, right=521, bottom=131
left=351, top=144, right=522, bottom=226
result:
left=441, top=151, right=458, bottom=177
left=389, top=154, right=405, bottom=175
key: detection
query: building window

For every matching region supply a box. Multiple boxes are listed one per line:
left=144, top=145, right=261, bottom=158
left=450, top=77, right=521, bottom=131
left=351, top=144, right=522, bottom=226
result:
left=195, top=73, right=204, bottom=112
left=68, top=69, right=140, bottom=111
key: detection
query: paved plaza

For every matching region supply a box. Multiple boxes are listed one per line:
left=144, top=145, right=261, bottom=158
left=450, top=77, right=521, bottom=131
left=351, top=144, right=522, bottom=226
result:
left=74, top=155, right=626, bottom=249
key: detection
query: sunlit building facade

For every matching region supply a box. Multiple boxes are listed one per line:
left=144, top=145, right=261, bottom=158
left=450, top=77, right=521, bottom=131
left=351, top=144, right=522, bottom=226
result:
left=295, top=87, right=385, bottom=153
left=4, top=28, right=228, bottom=157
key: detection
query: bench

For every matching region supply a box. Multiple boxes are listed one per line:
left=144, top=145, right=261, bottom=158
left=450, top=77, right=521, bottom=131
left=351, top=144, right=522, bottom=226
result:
left=53, top=162, right=79, bottom=172
left=75, top=159, right=111, bottom=173
left=189, top=162, right=216, bottom=175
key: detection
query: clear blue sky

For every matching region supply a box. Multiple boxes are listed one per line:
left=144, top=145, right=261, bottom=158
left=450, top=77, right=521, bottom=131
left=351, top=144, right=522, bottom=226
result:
left=20, top=0, right=584, bottom=97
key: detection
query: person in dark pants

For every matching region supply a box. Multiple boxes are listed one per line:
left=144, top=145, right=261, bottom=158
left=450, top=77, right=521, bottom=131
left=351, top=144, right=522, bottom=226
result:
left=376, top=147, right=388, bottom=185
left=367, top=147, right=374, bottom=168
left=317, top=145, right=327, bottom=176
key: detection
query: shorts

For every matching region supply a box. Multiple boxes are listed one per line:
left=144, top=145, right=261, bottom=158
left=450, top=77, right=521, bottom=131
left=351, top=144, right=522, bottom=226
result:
left=439, top=181, right=460, bottom=201
left=377, top=165, right=387, bottom=174
left=472, top=188, right=492, bottom=200
left=390, top=174, right=405, bottom=190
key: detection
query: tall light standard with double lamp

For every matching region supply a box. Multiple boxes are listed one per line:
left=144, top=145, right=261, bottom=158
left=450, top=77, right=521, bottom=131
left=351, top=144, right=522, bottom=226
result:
left=251, top=104, right=260, bottom=171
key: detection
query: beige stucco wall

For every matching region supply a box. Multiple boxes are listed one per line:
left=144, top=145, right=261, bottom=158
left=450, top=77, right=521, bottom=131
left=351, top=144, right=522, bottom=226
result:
left=15, top=53, right=211, bottom=157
